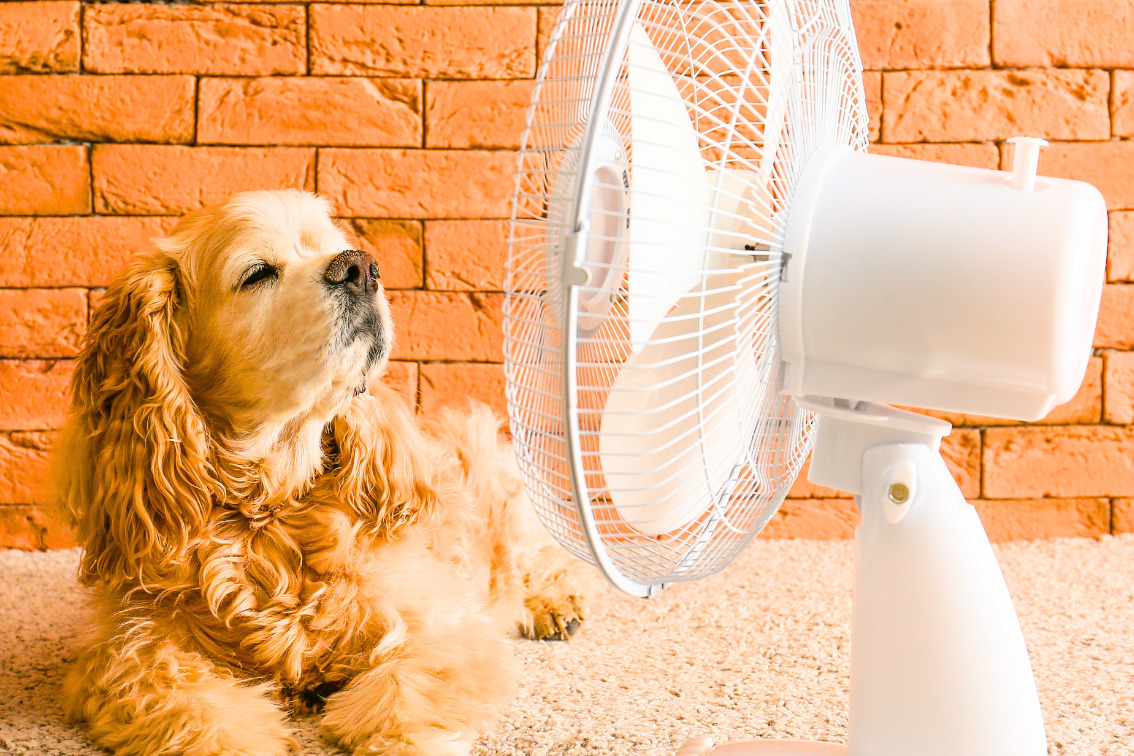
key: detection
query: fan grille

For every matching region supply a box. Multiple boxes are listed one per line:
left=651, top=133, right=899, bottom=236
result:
left=504, top=0, right=868, bottom=591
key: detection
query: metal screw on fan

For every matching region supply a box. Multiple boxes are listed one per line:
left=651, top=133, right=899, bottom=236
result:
left=503, top=0, right=1108, bottom=754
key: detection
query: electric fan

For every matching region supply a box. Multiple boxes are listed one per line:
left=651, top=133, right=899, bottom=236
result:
left=503, top=0, right=1108, bottom=754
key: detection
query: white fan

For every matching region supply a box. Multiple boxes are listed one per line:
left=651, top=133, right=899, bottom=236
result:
left=503, top=1, right=1108, bottom=754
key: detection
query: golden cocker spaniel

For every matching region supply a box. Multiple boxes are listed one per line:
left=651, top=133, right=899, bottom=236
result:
left=53, top=190, right=590, bottom=756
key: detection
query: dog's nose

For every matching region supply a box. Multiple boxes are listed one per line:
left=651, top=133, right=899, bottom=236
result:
left=324, top=249, right=380, bottom=296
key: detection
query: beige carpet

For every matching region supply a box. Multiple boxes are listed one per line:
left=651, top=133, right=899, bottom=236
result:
left=1, top=537, right=1132, bottom=755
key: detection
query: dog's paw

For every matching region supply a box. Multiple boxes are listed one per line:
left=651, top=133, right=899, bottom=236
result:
left=522, top=591, right=586, bottom=641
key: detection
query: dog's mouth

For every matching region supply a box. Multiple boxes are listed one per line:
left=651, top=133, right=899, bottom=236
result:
left=333, top=299, right=388, bottom=376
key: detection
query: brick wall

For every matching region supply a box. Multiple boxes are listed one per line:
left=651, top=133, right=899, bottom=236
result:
left=0, top=0, right=1131, bottom=548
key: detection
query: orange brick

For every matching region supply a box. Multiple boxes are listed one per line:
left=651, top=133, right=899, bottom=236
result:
left=1115, top=71, right=1134, bottom=138
left=882, top=69, right=1110, bottom=143
left=86, top=290, right=109, bottom=324
left=420, top=362, right=506, bottom=416
left=984, top=425, right=1134, bottom=498
left=0, top=217, right=175, bottom=287
left=926, top=356, right=1103, bottom=426
left=311, top=5, right=536, bottom=78
left=92, top=146, right=315, bottom=216
left=1095, top=284, right=1134, bottom=350
left=202, top=0, right=413, bottom=3
left=760, top=498, right=859, bottom=540
left=993, top=0, right=1134, bottom=67
left=0, top=145, right=89, bottom=215
left=0, top=432, right=55, bottom=504
left=1104, top=350, right=1134, bottom=424
left=1108, top=211, right=1134, bottom=282
left=852, top=0, right=990, bottom=70
left=1007, top=141, right=1134, bottom=211
left=84, top=4, right=305, bottom=75
left=425, top=80, right=534, bottom=149
left=0, top=1, right=79, bottom=73
left=0, top=289, right=86, bottom=359
left=319, top=149, right=515, bottom=219
left=869, top=142, right=1000, bottom=169
left=388, top=291, right=504, bottom=361
left=88, top=289, right=105, bottom=318
left=0, top=359, right=73, bottom=430
left=370, top=360, right=419, bottom=404
left=348, top=220, right=424, bottom=290
left=198, top=77, right=422, bottom=148
left=424, top=220, right=509, bottom=291
left=0, top=505, right=74, bottom=549
left=536, top=7, right=559, bottom=64
left=863, top=71, right=881, bottom=143
left=1050, top=354, right=1105, bottom=423
left=973, top=498, right=1111, bottom=541
left=202, top=0, right=415, bottom=2
left=1115, top=499, right=1134, bottom=533
left=425, top=0, right=556, bottom=6
left=941, top=429, right=981, bottom=499
left=0, top=75, right=194, bottom=145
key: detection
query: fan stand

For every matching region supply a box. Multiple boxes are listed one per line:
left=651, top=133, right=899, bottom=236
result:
left=678, top=400, right=1047, bottom=756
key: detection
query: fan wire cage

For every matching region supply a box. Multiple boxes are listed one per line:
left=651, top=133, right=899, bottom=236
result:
left=504, top=0, right=869, bottom=594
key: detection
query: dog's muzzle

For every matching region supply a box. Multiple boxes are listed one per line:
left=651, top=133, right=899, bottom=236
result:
left=325, top=249, right=387, bottom=367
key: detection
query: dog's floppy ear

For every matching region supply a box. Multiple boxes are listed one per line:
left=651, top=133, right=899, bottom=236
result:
left=58, top=250, right=220, bottom=588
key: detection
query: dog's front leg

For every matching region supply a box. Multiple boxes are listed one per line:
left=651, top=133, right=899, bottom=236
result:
left=64, top=611, right=295, bottom=756
left=319, top=615, right=517, bottom=755
left=319, top=555, right=519, bottom=756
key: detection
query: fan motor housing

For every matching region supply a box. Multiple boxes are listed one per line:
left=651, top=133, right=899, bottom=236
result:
left=780, top=146, right=1109, bottom=422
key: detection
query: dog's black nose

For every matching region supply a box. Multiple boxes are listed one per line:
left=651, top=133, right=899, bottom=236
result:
left=325, top=249, right=380, bottom=296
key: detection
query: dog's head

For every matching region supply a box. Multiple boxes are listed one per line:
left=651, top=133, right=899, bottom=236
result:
left=58, top=190, right=391, bottom=586
left=163, top=190, right=391, bottom=427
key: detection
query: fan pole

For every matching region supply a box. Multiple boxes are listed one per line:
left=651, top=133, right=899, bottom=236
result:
left=680, top=401, right=1047, bottom=756
left=843, top=419, right=1047, bottom=756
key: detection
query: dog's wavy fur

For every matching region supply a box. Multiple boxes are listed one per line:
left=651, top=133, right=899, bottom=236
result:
left=53, top=190, right=589, bottom=756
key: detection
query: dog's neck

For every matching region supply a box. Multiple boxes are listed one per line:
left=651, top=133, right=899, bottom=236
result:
left=208, top=412, right=333, bottom=525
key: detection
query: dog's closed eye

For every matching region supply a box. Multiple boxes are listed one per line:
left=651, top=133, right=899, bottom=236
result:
left=238, top=262, right=279, bottom=291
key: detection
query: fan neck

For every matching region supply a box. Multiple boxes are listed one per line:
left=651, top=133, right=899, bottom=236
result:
left=798, top=398, right=951, bottom=496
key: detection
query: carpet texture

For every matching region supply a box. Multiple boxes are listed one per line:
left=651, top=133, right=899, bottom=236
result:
left=1, top=537, right=1132, bottom=755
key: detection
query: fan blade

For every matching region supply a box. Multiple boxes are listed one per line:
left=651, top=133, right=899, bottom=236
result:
left=600, top=273, right=749, bottom=536
left=626, top=23, right=713, bottom=351
left=706, top=168, right=777, bottom=252
left=594, top=15, right=791, bottom=535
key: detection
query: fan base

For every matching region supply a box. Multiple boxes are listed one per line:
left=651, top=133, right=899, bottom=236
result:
left=676, top=402, right=1048, bottom=756
left=678, top=738, right=845, bottom=755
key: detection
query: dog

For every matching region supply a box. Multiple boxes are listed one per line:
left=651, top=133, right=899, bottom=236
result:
left=52, top=190, right=590, bottom=756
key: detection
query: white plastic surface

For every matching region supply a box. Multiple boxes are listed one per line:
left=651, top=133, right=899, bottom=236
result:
left=1008, top=136, right=1048, bottom=192
left=780, top=146, right=1108, bottom=420
left=600, top=272, right=752, bottom=535
left=625, top=23, right=712, bottom=351
left=797, top=398, right=950, bottom=495
left=849, top=439, right=1046, bottom=755
left=602, top=27, right=781, bottom=536
left=546, top=124, right=629, bottom=333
